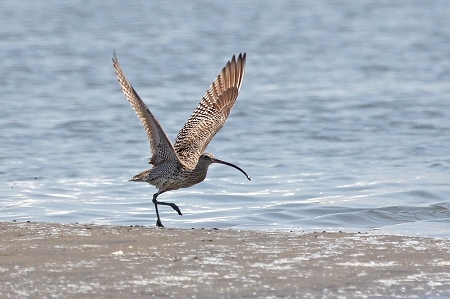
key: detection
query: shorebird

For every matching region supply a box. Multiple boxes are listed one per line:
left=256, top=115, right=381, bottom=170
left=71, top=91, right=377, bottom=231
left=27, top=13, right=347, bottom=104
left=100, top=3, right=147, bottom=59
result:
left=113, top=52, right=250, bottom=227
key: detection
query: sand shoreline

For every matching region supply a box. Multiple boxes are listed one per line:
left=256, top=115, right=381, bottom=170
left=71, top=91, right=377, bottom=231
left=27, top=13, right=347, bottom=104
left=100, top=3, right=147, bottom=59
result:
left=1, top=221, right=449, bottom=298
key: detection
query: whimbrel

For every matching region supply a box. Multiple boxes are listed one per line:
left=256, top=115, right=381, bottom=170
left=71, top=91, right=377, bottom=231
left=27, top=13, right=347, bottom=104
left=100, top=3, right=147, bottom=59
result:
left=113, top=53, right=250, bottom=227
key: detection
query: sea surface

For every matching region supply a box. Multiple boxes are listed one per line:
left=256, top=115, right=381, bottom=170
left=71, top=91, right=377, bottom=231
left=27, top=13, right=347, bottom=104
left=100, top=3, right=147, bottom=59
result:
left=1, top=1, right=449, bottom=237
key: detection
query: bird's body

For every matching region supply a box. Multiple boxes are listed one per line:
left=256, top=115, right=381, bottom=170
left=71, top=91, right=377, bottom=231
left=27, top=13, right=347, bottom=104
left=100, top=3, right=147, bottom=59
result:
left=131, top=154, right=211, bottom=193
left=113, top=53, right=249, bottom=227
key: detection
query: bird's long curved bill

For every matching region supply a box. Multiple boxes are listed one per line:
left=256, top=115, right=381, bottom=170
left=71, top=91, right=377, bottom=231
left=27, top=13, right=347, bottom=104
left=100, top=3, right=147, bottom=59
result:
left=212, top=158, right=251, bottom=181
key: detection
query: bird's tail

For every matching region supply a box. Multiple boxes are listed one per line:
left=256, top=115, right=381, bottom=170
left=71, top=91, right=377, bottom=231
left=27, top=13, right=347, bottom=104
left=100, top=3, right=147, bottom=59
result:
left=129, top=169, right=151, bottom=182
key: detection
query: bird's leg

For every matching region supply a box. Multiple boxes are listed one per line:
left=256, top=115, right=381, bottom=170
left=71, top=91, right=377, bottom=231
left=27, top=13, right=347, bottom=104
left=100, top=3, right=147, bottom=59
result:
left=152, top=193, right=164, bottom=227
left=152, top=192, right=183, bottom=228
left=157, top=201, right=183, bottom=216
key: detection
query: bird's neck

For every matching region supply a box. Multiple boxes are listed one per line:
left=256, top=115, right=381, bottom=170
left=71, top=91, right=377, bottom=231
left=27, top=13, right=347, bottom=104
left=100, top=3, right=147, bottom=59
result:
left=191, top=162, right=210, bottom=181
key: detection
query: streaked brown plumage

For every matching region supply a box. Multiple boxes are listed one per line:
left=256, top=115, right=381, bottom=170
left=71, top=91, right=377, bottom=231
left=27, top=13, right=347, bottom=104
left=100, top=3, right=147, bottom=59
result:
left=113, top=52, right=250, bottom=227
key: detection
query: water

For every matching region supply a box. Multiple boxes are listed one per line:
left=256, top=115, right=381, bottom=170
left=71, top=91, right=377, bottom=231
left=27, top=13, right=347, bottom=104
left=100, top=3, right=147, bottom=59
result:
left=1, top=1, right=449, bottom=237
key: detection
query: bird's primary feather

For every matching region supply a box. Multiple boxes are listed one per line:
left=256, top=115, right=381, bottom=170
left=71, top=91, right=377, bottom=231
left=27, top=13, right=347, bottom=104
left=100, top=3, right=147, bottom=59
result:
left=112, top=52, right=180, bottom=166
left=174, top=53, right=246, bottom=169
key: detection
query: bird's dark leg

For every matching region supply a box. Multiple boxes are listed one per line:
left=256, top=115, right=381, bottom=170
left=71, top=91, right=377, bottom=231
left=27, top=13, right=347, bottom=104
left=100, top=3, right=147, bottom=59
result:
left=152, top=193, right=164, bottom=227
left=152, top=192, right=183, bottom=228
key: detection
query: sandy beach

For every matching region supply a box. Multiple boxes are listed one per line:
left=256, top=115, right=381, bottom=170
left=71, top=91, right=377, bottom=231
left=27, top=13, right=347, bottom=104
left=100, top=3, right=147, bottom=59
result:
left=0, top=221, right=449, bottom=298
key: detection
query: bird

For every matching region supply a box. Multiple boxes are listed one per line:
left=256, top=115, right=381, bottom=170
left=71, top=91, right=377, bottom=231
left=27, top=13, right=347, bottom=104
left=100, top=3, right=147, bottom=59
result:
left=113, top=52, right=250, bottom=227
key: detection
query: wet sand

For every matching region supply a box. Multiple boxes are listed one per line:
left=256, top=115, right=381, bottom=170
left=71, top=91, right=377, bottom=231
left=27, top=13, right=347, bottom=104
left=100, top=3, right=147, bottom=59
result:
left=1, top=221, right=449, bottom=298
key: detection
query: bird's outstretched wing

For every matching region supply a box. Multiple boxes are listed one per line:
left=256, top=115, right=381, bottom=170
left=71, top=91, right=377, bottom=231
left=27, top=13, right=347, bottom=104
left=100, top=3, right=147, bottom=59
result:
left=174, top=53, right=246, bottom=169
left=113, top=52, right=179, bottom=166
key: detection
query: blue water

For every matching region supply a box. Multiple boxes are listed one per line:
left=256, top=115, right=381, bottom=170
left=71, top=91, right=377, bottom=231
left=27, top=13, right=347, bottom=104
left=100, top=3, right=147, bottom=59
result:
left=1, top=1, right=449, bottom=237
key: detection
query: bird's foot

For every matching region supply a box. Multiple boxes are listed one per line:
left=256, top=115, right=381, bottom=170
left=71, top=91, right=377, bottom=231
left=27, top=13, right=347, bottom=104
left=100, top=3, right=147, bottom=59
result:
left=169, top=203, right=182, bottom=216
left=156, top=219, right=164, bottom=227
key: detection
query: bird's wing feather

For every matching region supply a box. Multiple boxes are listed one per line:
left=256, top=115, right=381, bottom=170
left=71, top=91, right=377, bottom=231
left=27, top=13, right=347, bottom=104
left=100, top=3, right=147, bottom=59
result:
left=174, top=53, right=246, bottom=169
left=113, top=52, right=179, bottom=166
